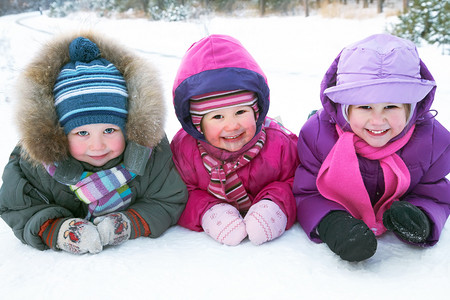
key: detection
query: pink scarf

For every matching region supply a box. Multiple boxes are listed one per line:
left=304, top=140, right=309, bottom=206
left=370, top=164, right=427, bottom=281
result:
left=316, top=125, right=415, bottom=235
left=198, top=129, right=266, bottom=212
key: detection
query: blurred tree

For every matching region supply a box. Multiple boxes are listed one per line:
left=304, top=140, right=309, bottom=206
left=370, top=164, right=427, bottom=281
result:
left=1, top=0, right=53, bottom=16
left=377, top=0, right=383, bottom=13
left=260, top=0, right=266, bottom=15
left=392, top=0, right=449, bottom=54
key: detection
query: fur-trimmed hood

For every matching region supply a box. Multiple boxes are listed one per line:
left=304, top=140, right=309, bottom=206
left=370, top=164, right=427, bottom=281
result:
left=15, top=30, right=165, bottom=165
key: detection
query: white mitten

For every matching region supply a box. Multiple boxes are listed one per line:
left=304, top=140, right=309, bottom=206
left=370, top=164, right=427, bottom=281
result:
left=201, top=203, right=247, bottom=246
left=56, top=218, right=102, bottom=254
left=93, top=213, right=131, bottom=246
left=244, top=199, right=287, bottom=245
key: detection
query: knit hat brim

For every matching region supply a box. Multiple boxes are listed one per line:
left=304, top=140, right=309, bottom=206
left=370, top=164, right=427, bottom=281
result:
left=190, top=90, right=259, bottom=131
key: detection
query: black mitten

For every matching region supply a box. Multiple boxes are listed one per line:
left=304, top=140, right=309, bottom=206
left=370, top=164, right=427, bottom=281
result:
left=318, top=211, right=377, bottom=262
left=383, top=201, right=430, bottom=243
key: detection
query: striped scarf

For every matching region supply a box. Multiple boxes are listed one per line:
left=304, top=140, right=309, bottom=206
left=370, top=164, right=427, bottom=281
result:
left=45, top=163, right=136, bottom=220
left=198, top=129, right=266, bottom=211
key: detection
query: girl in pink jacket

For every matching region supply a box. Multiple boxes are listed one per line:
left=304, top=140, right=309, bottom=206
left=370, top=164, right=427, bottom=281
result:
left=171, top=35, right=299, bottom=246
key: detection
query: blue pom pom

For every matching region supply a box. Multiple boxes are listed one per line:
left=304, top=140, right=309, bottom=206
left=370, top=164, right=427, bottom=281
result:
left=69, top=37, right=100, bottom=63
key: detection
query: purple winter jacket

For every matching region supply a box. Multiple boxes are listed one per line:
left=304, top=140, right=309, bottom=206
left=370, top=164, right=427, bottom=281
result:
left=293, top=49, right=450, bottom=246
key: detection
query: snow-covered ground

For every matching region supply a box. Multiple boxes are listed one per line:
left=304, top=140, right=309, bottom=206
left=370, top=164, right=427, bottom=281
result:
left=0, top=10, right=448, bottom=300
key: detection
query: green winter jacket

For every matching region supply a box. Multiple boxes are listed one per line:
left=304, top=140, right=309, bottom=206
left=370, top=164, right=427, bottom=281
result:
left=0, top=138, right=187, bottom=250
left=0, top=31, right=187, bottom=251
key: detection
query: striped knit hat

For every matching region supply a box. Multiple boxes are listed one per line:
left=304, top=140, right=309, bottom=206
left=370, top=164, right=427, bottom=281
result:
left=54, top=37, right=128, bottom=135
left=189, top=90, right=259, bottom=132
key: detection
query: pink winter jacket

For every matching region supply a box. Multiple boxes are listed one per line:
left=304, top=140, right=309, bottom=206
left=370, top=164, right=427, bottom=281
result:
left=171, top=118, right=299, bottom=232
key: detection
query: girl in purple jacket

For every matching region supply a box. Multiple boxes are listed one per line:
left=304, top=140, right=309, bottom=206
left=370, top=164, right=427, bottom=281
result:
left=171, top=35, right=299, bottom=246
left=293, top=34, right=450, bottom=262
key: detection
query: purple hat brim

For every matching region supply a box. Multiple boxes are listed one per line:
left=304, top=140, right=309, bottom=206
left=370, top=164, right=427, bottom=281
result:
left=324, top=78, right=436, bottom=105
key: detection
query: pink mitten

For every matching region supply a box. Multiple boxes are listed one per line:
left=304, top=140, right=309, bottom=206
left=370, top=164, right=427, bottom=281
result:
left=201, top=203, right=247, bottom=246
left=244, top=199, right=287, bottom=245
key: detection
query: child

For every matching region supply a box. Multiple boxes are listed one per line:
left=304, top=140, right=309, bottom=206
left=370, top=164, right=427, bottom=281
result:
left=293, top=34, right=450, bottom=262
left=171, top=34, right=299, bottom=246
left=0, top=32, right=188, bottom=254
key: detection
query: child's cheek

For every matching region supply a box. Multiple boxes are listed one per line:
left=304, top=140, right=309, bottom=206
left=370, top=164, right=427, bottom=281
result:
left=111, top=137, right=126, bottom=155
left=68, top=138, right=86, bottom=159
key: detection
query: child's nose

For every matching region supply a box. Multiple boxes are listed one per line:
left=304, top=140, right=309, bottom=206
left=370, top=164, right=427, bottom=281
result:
left=370, top=111, right=386, bottom=125
left=89, top=137, right=106, bottom=151
left=224, top=119, right=240, bottom=131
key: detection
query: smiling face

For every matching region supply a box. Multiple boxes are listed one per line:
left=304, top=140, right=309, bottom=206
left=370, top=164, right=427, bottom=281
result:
left=68, top=123, right=126, bottom=167
left=201, top=105, right=257, bottom=152
left=347, top=103, right=408, bottom=147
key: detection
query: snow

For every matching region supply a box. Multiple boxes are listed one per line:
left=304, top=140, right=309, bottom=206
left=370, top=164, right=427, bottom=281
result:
left=0, top=11, right=449, bottom=300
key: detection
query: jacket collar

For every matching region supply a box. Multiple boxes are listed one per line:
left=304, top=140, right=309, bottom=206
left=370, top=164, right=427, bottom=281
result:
left=52, top=141, right=151, bottom=185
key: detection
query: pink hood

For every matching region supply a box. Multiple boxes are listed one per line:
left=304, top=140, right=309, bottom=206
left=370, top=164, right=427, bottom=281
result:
left=172, top=34, right=270, bottom=141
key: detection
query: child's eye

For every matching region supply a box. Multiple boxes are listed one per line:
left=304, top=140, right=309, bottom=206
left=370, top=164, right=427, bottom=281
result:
left=104, top=128, right=116, bottom=134
left=212, top=114, right=223, bottom=120
left=77, top=131, right=89, bottom=136
left=385, top=105, right=400, bottom=109
left=236, top=109, right=248, bottom=115
left=358, top=105, right=372, bottom=110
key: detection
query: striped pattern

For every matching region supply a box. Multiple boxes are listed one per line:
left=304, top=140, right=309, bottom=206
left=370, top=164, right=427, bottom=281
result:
left=58, top=106, right=128, bottom=127
left=54, top=61, right=128, bottom=134
left=190, top=90, right=259, bottom=131
left=39, top=218, right=65, bottom=250
left=54, top=63, right=128, bottom=105
left=198, top=129, right=266, bottom=211
left=69, top=164, right=136, bottom=220
left=125, top=209, right=151, bottom=239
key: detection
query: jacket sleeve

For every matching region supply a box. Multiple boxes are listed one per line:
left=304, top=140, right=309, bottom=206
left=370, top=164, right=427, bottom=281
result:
left=170, top=130, right=222, bottom=232
left=176, top=189, right=221, bottom=232
left=254, top=180, right=297, bottom=229
left=403, top=120, right=450, bottom=246
left=293, top=114, right=347, bottom=242
left=127, top=136, right=188, bottom=238
left=250, top=122, right=299, bottom=229
left=0, top=146, right=74, bottom=250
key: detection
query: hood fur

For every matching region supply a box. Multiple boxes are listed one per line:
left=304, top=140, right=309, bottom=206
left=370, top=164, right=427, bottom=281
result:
left=15, top=30, right=165, bottom=165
